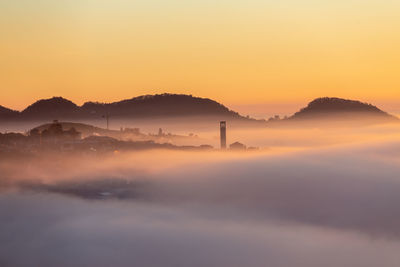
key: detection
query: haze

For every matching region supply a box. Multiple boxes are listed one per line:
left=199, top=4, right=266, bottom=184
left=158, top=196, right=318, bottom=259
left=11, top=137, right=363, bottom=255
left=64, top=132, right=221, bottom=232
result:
left=2, top=0, right=400, bottom=266
left=1, top=121, right=400, bottom=266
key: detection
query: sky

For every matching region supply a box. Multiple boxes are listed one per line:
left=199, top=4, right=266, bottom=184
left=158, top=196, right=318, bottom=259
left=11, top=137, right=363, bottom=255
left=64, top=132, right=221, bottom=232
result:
left=1, top=0, right=399, bottom=116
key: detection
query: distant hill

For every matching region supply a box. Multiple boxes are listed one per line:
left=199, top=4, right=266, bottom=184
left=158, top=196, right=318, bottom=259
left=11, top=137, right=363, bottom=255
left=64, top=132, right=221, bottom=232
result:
left=21, top=97, right=80, bottom=120
left=30, top=121, right=207, bottom=146
left=287, top=97, right=398, bottom=123
left=1, top=94, right=248, bottom=122
left=32, top=122, right=111, bottom=137
left=0, top=105, right=19, bottom=120
left=80, top=94, right=241, bottom=119
left=0, top=95, right=397, bottom=126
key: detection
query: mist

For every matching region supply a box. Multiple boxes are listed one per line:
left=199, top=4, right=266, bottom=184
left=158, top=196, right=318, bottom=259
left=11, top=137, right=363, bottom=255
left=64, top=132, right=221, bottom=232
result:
left=1, top=123, right=400, bottom=266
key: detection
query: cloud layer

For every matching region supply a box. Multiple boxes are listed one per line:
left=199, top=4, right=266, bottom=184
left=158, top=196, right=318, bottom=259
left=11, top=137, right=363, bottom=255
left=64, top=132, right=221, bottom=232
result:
left=1, top=138, right=400, bottom=266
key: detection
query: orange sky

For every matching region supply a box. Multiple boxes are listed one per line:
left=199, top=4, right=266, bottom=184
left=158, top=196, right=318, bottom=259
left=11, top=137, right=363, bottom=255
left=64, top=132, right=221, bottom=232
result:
left=1, top=0, right=399, bottom=116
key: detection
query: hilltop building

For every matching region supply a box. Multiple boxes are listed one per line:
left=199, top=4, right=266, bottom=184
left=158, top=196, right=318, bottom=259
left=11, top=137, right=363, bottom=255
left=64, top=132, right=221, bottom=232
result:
left=31, top=120, right=82, bottom=143
left=121, top=127, right=141, bottom=135
left=229, top=142, right=246, bottom=150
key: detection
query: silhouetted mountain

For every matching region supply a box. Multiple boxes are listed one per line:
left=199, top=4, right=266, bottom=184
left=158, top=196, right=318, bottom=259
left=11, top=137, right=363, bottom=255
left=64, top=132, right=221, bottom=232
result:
left=1, top=95, right=397, bottom=126
left=21, top=97, right=80, bottom=119
left=0, top=105, right=19, bottom=120
left=2, top=94, right=246, bottom=121
left=288, top=97, right=398, bottom=122
left=80, top=94, right=241, bottom=119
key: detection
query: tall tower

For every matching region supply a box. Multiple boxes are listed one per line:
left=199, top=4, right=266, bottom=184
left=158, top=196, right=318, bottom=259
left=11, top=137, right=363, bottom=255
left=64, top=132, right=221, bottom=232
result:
left=220, top=121, right=226, bottom=149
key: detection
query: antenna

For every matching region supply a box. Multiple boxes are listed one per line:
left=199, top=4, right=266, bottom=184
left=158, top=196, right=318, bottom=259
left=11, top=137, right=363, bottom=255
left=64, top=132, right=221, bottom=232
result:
left=102, top=113, right=109, bottom=130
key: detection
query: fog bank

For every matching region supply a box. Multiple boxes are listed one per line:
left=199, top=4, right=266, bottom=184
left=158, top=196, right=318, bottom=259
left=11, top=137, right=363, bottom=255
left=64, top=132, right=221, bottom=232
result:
left=1, top=131, right=400, bottom=266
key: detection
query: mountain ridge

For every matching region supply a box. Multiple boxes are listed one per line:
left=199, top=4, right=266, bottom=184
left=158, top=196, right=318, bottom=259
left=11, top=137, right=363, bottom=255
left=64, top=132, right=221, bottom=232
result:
left=21, top=97, right=80, bottom=119
left=0, top=95, right=397, bottom=124
left=0, top=93, right=248, bottom=121
left=289, top=97, right=397, bottom=121
left=0, top=105, right=19, bottom=120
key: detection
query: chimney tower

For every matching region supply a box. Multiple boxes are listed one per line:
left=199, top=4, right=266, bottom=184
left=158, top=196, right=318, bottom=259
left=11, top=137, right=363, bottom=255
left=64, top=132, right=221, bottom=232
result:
left=220, top=121, right=226, bottom=149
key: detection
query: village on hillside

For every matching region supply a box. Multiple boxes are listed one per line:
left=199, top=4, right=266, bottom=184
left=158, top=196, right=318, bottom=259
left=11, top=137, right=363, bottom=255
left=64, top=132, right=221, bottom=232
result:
left=0, top=120, right=256, bottom=157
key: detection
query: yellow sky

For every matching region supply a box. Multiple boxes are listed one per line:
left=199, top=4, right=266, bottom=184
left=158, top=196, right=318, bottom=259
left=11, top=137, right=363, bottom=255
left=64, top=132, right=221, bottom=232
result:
left=1, top=0, right=399, bottom=115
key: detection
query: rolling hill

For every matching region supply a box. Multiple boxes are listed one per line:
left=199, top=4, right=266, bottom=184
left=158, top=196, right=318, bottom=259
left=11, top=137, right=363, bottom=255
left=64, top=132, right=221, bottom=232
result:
left=0, top=105, right=19, bottom=120
left=0, top=95, right=397, bottom=127
left=1, top=94, right=246, bottom=122
left=285, top=97, right=398, bottom=124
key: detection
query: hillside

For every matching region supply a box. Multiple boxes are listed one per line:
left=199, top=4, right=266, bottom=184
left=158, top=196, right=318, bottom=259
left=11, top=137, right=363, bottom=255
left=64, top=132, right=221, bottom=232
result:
left=80, top=94, right=241, bottom=118
left=287, top=97, right=398, bottom=123
left=0, top=105, right=19, bottom=120
left=1, top=94, right=247, bottom=121
left=0, top=95, right=397, bottom=126
left=29, top=121, right=208, bottom=146
left=32, top=122, right=111, bottom=137
left=21, top=97, right=80, bottom=119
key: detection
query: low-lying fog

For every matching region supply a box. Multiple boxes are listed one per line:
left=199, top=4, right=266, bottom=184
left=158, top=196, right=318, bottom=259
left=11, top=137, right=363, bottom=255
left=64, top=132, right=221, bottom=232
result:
left=1, top=123, right=400, bottom=266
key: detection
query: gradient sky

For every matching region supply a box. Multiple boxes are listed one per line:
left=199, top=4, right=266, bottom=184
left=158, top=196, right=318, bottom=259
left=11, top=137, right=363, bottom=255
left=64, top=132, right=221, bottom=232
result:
left=1, top=0, right=399, bottom=116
